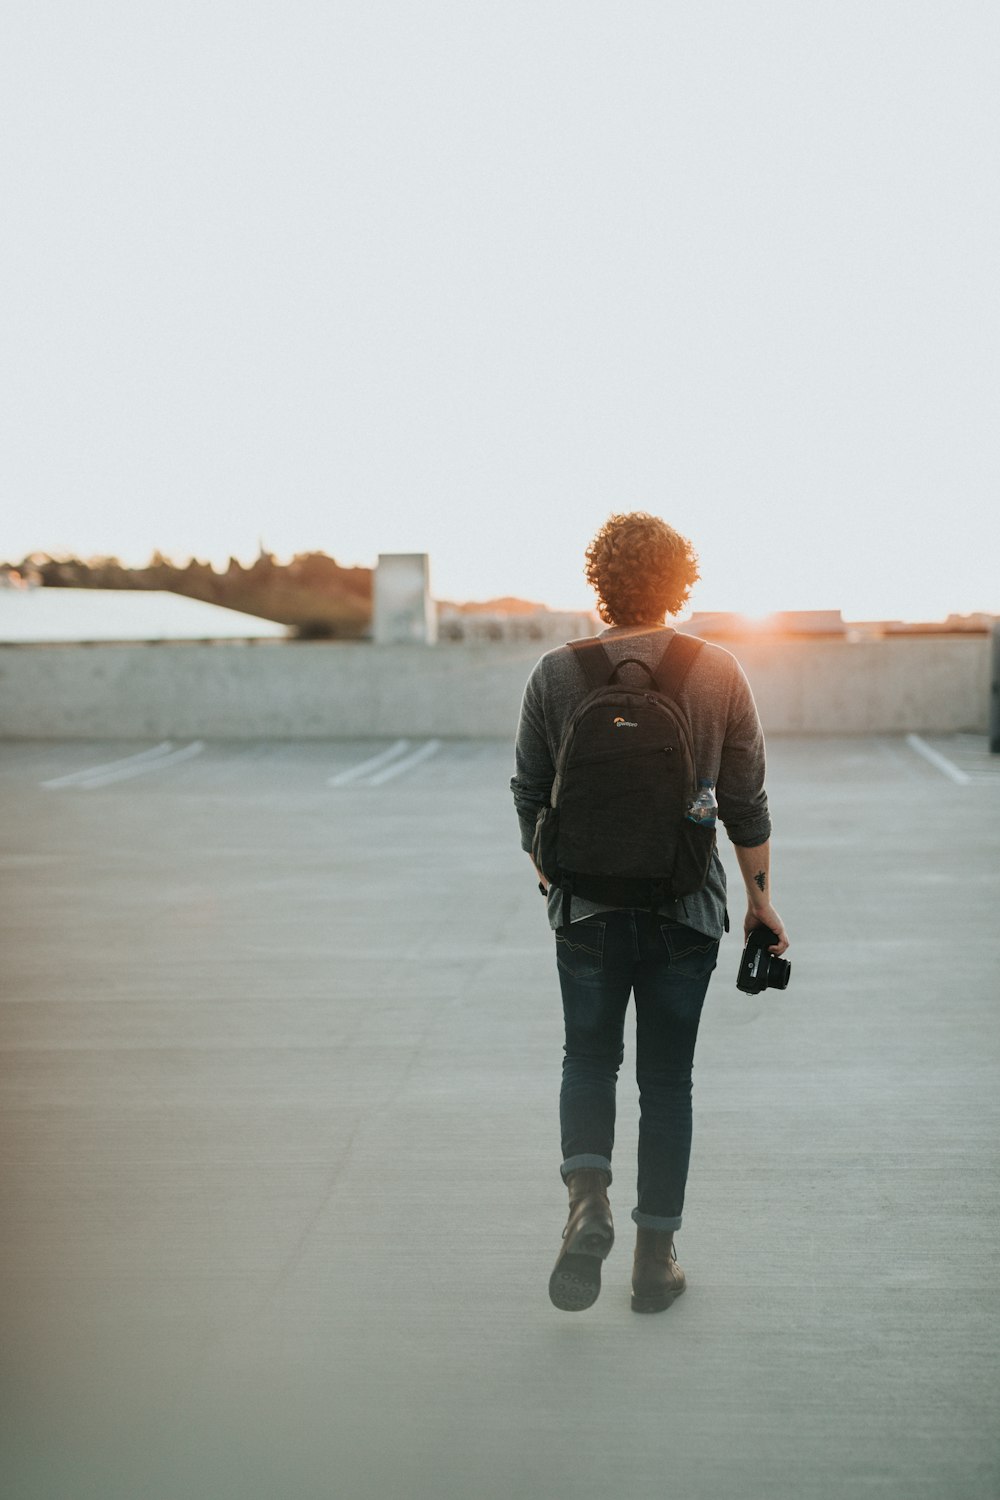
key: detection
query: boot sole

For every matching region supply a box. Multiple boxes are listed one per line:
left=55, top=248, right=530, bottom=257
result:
left=630, top=1284, right=685, bottom=1314
left=549, top=1253, right=604, bottom=1312
left=549, top=1225, right=615, bottom=1313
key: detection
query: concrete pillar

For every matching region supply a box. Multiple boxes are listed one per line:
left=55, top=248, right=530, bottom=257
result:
left=373, top=554, right=438, bottom=646
left=990, top=622, right=1000, bottom=753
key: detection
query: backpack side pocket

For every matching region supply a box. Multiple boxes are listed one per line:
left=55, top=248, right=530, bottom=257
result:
left=532, top=805, right=561, bottom=884
left=670, top=817, right=716, bottom=897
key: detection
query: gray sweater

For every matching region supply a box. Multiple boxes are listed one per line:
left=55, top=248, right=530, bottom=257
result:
left=510, top=624, right=772, bottom=939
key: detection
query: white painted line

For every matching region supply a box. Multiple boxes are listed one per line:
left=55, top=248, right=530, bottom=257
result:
left=79, top=740, right=205, bottom=787
left=41, top=742, right=175, bottom=788
left=366, top=738, right=442, bottom=786
left=905, top=734, right=971, bottom=785
left=328, top=739, right=412, bottom=786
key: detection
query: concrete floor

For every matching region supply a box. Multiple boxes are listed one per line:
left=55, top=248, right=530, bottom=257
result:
left=1, top=734, right=998, bottom=1500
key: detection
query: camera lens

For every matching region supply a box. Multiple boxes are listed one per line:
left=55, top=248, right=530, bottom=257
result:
left=767, top=956, right=791, bottom=990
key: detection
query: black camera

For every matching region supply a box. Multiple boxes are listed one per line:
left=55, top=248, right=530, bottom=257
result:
left=737, top=924, right=791, bottom=994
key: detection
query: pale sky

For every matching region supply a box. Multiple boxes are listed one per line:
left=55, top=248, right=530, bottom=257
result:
left=3, top=2, right=998, bottom=620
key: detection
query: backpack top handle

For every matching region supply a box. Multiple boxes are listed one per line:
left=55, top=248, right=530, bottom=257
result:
left=608, top=655, right=659, bottom=685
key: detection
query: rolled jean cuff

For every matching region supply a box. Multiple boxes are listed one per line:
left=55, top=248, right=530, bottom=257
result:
left=561, top=1154, right=613, bottom=1184
left=631, top=1208, right=682, bottom=1231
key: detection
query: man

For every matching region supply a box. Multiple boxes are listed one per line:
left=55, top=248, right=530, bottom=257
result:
left=510, top=511, right=789, bottom=1314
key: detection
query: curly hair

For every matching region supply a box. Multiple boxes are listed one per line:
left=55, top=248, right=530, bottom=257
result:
left=584, top=512, right=700, bottom=626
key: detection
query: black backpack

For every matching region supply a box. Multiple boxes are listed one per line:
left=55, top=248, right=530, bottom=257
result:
left=531, top=630, right=715, bottom=928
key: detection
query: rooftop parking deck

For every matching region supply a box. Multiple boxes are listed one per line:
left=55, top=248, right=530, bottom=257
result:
left=1, top=734, right=998, bottom=1499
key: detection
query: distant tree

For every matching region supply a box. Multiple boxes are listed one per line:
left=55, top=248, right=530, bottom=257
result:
left=85, top=555, right=129, bottom=589
left=248, top=547, right=277, bottom=578
left=34, top=555, right=89, bottom=587
left=3, top=542, right=374, bottom=637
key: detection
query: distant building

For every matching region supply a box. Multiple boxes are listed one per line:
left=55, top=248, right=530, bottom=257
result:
left=373, top=554, right=437, bottom=645
left=882, top=612, right=996, bottom=636
left=436, top=601, right=598, bottom=644
left=684, top=610, right=846, bottom=638
left=844, top=612, right=997, bottom=639
left=684, top=609, right=997, bottom=642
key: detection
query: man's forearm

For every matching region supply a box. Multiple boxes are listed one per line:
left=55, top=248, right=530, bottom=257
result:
left=734, top=839, right=773, bottom=910
left=734, top=838, right=790, bottom=953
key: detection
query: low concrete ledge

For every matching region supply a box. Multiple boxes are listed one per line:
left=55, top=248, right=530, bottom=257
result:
left=0, top=636, right=990, bottom=739
left=733, top=635, right=990, bottom=735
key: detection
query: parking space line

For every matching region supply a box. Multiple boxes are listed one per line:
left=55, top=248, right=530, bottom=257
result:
left=905, top=734, right=971, bottom=785
left=41, top=742, right=176, bottom=788
left=366, top=739, right=443, bottom=785
left=328, top=740, right=411, bottom=786
left=77, top=741, right=205, bottom=787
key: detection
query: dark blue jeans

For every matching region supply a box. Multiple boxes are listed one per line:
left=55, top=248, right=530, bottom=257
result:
left=556, top=909, right=720, bottom=1232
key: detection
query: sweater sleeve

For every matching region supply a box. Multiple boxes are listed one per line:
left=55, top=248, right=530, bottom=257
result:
left=510, top=665, right=556, bottom=853
left=716, top=658, right=772, bottom=848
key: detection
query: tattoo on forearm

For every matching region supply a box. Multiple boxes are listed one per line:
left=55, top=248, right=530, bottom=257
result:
left=753, top=871, right=766, bottom=893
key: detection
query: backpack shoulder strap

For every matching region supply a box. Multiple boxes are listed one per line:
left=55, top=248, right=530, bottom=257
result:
left=567, top=636, right=615, bottom=692
left=651, top=632, right=705, bottom=700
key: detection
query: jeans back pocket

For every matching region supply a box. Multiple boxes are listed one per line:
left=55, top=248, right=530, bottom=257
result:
left=659, top=921, right=719, bottom=978
left=555, top=920, right=607, bottom=978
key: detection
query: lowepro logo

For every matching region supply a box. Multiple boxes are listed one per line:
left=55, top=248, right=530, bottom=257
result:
left=613, top=716, right=639, bottom=729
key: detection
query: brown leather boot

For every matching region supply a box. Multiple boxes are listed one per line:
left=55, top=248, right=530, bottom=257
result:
left=631, top=1227, right=686, bottom=1313
left=548, top=1168, right=614, bottom=1312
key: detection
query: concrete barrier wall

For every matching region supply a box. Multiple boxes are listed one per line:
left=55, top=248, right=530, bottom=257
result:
left=0, top=636, right=990, bottom=739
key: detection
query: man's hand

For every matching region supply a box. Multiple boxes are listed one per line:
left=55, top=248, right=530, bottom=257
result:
left=530, top=855, right=549, bottom=895
left=744, top=901, right=789, bottom=955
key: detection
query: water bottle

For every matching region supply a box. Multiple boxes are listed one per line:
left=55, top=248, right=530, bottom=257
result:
left=686, top=777, right=718, bottom=826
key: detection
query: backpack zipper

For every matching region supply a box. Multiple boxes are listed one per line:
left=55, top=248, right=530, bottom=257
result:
left=645, top=692, right=696, bottom=780
left=570, top=743, right=678, bottom=768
